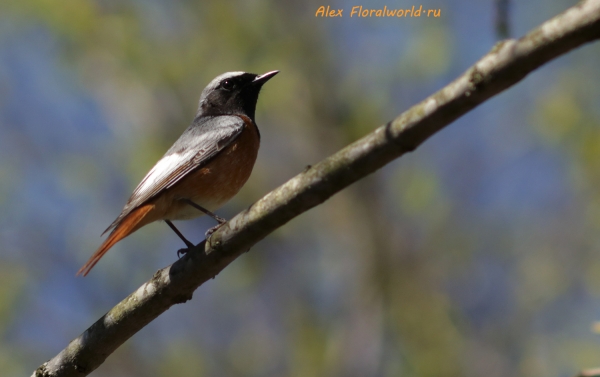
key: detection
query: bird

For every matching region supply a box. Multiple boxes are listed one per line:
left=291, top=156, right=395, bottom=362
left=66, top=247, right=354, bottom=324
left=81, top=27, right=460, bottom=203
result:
left=77, top=70, right=279, bottom=276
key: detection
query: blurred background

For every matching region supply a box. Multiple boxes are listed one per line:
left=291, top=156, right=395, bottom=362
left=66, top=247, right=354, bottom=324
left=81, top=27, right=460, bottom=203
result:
left=1, top=0, right=600, bottom=376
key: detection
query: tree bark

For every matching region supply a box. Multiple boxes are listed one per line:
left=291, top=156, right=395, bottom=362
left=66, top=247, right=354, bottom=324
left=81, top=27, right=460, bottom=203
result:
left=33, top=1, right=600, bottom=375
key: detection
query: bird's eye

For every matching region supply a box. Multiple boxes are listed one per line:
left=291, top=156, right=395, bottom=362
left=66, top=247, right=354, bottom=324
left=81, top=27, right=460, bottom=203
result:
left=221, top=79, right=235, bottom=91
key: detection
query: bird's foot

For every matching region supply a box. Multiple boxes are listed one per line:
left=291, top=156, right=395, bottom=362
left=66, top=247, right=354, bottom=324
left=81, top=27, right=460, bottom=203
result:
left=177, top=248, right=189, bottom=258
left=176, top=237, right=195, bottom=259
left=205, top=222, right=226, bottom=239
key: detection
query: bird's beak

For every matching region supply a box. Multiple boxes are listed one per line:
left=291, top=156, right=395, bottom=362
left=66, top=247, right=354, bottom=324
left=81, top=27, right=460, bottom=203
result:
left=252, top=70, right=279, bottom=85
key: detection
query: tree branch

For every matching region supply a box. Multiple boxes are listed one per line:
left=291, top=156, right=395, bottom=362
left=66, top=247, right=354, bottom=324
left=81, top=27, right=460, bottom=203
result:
left=575, top=368, right=600, bottom=377
left=33, top=1, right=600, bottom=376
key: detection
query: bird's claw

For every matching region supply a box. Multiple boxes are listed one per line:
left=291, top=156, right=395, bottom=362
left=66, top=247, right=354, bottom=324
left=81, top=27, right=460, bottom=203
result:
left=205, top=222, right=225, bottom=239
left=177, top=248, right=189, bottom=258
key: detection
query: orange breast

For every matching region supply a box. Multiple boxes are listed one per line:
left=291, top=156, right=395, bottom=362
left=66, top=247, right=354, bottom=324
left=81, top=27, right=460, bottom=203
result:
left=155, top=115, right=260, bottom=220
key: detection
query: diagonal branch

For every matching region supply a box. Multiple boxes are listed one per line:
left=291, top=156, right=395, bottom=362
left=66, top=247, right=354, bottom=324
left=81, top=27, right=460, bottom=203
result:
left=33, top=1, right=600, bottom=376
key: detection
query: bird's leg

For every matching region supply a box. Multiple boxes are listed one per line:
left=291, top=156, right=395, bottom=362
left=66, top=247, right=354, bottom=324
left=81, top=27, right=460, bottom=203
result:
left=179, top=198, right=227, bottom=238
left=180, top=198, right=227, bottom=223
left=165, top=220, right=194, bottom=257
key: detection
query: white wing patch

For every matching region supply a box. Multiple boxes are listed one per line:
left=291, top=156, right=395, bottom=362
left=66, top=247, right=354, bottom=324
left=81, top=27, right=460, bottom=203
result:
left=133, top=151, right=194, bottom=198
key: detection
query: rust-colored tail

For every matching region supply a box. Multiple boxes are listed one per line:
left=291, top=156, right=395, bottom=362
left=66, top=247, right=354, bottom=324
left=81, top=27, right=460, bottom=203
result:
left=77, top=204, right=155, bottom=276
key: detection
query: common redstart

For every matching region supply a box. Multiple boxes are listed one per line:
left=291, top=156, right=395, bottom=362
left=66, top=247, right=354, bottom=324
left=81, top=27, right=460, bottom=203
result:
left=78, top=70, right=278, bottom=276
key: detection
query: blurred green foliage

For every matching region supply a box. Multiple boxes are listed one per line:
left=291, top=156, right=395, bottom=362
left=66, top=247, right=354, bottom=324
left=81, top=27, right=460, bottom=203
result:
left=1, top=0, right=600, bottom=376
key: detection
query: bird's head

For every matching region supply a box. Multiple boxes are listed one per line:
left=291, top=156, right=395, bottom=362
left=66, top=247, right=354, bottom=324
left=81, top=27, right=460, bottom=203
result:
left=197, top=70, right=279, bottom=120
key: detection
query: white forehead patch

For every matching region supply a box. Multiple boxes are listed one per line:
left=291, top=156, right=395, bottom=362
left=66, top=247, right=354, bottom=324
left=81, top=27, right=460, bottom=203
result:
left=198, top=71, right=247, bottom=105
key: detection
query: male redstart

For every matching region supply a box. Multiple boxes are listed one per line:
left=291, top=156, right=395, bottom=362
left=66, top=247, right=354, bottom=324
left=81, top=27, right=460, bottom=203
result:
left=78, top=70, right=278, bottom=276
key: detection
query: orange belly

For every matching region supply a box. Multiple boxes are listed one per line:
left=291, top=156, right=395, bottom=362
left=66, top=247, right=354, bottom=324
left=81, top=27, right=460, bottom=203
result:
left=153, top=117, right=260, bottom=221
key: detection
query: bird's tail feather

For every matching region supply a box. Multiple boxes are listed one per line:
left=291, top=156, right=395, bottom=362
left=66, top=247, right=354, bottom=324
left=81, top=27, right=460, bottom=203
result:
left=77, top=204, right=155, bottom=276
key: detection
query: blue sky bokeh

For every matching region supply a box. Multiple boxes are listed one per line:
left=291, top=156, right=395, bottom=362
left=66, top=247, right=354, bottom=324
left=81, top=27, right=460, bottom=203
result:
left=1, top=0, right=600, bottom=376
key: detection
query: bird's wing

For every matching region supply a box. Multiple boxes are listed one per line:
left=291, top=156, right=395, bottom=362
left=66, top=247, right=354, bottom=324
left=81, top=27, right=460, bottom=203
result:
left=103, top=115, right=245, bottom=234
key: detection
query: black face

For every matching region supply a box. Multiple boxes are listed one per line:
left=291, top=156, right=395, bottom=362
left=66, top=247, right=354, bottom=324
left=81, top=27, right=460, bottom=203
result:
left=199, top=72, right=276, bottom=121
